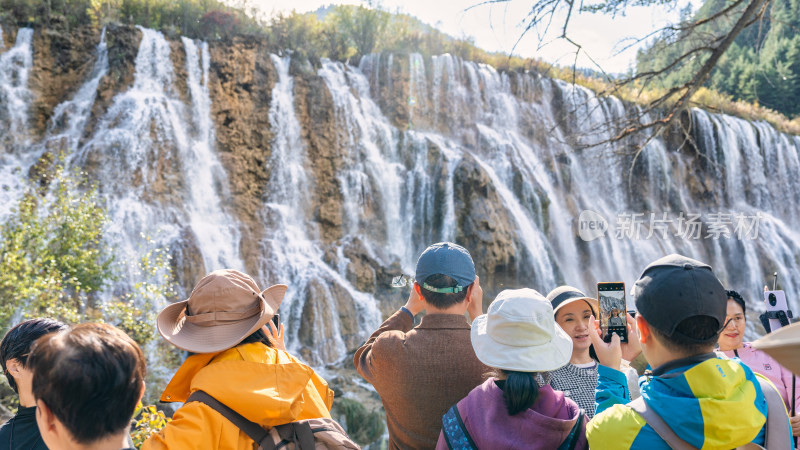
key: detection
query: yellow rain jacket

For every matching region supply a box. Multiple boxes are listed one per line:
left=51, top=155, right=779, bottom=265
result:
left=143, top=342, right=334, bottom=450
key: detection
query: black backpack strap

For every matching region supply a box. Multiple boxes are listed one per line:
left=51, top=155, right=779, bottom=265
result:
left=273, top=422, right=315, bottom=449
left=441, top=404, right=477, bottom=450
left=556, top=411, right=584, bottom=450
left=186, top=390, right=272, bottom=449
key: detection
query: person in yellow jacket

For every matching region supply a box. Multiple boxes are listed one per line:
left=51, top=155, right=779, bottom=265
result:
left=143, top=269, right=334, bottom=450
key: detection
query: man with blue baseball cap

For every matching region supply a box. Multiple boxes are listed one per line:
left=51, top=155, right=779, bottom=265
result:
left=354, top=242, right=488, bottom=449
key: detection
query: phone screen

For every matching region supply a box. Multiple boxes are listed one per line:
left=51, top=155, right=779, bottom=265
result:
left=597, top=282, right=628, bottom=343
left=272, top=312, right=280, bottom=329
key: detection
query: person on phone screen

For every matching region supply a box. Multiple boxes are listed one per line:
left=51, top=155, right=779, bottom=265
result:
left=354, top=242, right=488, bottom=449
left=436, top=289, right=588, bottom=450
left=586, top=254, right=788, bottom=449
left=718, top=289, right=800, bottom=438
left=608, top=309, right=626, bottom=327
left=547, top=286, right=640, bottom=418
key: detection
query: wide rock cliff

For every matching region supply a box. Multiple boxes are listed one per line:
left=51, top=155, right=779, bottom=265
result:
left=2, top=24, right=800, bottom=370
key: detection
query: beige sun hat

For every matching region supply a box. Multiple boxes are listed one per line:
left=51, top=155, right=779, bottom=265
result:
left=157, top=269, right=287, bottom=353
left=752, top=322, right=800, bottom=377
left=471, top=288, right=573, bottom=372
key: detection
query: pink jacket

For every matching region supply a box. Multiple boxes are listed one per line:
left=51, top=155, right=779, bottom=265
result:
left=723, top=342, right=800, bottom=413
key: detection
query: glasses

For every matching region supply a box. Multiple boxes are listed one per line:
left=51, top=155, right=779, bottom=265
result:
left=391, top=275, right=415, bottom=288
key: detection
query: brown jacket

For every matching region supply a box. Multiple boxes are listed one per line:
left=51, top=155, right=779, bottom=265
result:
left=354, top=311, right=489, bottom=450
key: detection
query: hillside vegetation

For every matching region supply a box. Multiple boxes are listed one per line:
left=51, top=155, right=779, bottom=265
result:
left=637, top=0, right=800, bottom=119
left=1, top=0, right=798, bottom=133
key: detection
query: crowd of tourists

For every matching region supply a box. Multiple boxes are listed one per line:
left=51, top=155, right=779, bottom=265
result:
left=1, top=241, right=800, bottom=449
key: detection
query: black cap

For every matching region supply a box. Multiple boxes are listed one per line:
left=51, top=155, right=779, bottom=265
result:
left=634, top=254, right=727, bottom=338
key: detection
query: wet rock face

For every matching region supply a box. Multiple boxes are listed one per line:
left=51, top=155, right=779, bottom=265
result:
left=206, top=37, right=277, bottom=274
left=453, top=155, right=524, bottom=304
left=91, top=25, right=140, bottom=140
left=293, top=71, right=343, bottom=245
left=30, top=26, right=101, bottom=135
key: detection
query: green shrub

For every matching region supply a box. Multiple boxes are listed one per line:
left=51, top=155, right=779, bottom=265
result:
left=0, top=158, right=114, bottom=328
left=332, top=398, right=384, bottom=447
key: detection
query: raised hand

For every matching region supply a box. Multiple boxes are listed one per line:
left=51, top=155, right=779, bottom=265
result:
left=588, top=315, right=622, bottom=371
left=621, top=313, right=642, bottom=363
left=264, top=320, right=286, bottom=352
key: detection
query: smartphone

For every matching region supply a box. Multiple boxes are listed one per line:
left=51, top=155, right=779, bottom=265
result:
left=271, top=312, right=280, bottom=330
left=597, top=282, right=628, bottom=343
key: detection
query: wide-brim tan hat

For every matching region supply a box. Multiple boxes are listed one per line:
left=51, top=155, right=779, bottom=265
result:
left=157, top=269, right=287, bottom=353
left=752, top=322, right=800, bottom=377
left=471, top=288, right=573, bottom=372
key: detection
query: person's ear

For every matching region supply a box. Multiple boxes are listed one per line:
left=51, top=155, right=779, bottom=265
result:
left=413, top=282, right=426, bottom=303
left=36, top=399, right=57, bottom=432
left=636, top=315, right=650, bottom=344
left=138, top=381, right=146, bottom=404
left=6, top=358, right=22, bottom=375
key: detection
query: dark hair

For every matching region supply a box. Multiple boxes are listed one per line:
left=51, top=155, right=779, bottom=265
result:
left=648, top=315, right=721, bottom=355
left=418, top=274, right=471, bottom=309
left=28, top=323, right=146, bottom=444
left=498, top=370, right=540, bottom=416
left=726, top=290, right=747, bottom=315
left=239, top=327, right=274, bottom=347
left=0, top=318, right=67, bottom=393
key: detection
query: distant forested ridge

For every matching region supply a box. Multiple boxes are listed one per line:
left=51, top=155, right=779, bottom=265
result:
left=637, top=0, right=800, bottom=117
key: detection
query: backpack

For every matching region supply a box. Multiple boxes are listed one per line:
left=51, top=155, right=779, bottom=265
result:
left=627, top=376, right=791, bottom=450
left=186, top=390, right=361, bottom=450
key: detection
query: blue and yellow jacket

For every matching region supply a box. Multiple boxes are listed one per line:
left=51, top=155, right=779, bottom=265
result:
left=587, top=353, right=773, bottom=449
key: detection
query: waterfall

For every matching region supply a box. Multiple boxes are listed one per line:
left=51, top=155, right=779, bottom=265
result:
left=0, top=28, right=34, bottom=222
left=46, top=28, right=108, bottom=152
left=259, top=55, right=381, bottom=365
left=181, top=37, right=243, bottom=272
left=349, top=52, right=800, bottom=341
left=74, top=27, right=243, bottom=297
left=3, top=25, right=800, bottom=365
left=0, top=28, right=33, bottom=143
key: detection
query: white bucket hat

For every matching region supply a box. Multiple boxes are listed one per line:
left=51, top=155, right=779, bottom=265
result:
left=471, top=288, right=573, bottom=372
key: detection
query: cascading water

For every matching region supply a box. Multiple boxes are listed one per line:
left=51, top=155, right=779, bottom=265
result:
left=0, top=28, right=34, bottom=222
left=73, top=27, right=243, bottom=295
left=259, top=55, right=381, bottom=365
left=181, top=37, right=243, bottom=272
left=46, top=28, right=108, bottom=152
left=353, top=52, right=800, bottom=340
left=3, top=25, right=800, bottom=368
left=0, top=27, right=33, bottom=143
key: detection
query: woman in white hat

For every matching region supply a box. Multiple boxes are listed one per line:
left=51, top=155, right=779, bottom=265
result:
left=546, top=285, right=641, bottom=418
left=436, top=289, right=588, bottom=450
left=142, top=269, right=338, bottom=450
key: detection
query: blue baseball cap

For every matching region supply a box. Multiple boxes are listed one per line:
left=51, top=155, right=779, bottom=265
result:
left=414, top=242, right=476, bottom=293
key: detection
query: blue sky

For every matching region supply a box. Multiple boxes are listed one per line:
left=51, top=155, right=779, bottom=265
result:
left=254, top=0, right=691, bottom=73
